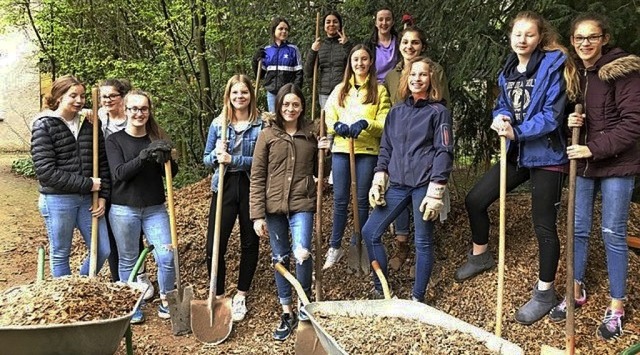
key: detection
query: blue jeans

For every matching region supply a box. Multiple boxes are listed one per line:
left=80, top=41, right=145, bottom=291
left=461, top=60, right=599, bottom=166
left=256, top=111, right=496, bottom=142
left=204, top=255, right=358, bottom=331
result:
left=267, top=212, right=314, bottom=305
left=267, top=91, right=277, bottom=113
left=109, top=204, right=175, bottom=295
left=574, top=176, right=634, bottom=300
left=330, top=153, right=377, bottom=249
left=38, top=194, right=110, bottom=277
left=394, top=208, right=411, bottom=235
left=362, top=184, right=434, bottom=301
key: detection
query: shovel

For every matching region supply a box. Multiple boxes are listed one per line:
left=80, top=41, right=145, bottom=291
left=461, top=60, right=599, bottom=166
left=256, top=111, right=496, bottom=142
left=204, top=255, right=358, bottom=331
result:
left=371, top=260, right=391, bottom=299
left=495, top=135, right=507, bottom=337
left=540, top=104, right=583, bottom=355
left=164, top=160, right=194, bottom=335
left=346, top=138, right=370, bottom=275
left=89, top=87, right=99, bottom=277
left=190, top=117, right=233, bottom=344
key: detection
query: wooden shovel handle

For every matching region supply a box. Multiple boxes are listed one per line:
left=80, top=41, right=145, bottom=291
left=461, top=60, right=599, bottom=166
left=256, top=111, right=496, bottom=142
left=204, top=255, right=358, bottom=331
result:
left=349, top=138, right=360, bottom=232
left=275, top=263, right=311, bottom=306
left=495, top=135, right=507, bottom=337
left=371, top=261, right=391, bottom=300
left=255, top=59, right=262, bottom=98
left=315, top=110, right=326, bottom=301
left=89, top=86, right=99, bottom=277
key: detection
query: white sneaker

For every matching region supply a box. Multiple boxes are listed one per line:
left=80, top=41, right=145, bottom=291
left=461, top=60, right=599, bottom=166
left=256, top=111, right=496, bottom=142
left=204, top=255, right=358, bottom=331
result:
left=231, top=294, right=247, bottom=322
left=322, top=247, right=344, bottom=270
left=137, top=273, right=155, bottom=301
left=328, top=170, right=334, bottom=185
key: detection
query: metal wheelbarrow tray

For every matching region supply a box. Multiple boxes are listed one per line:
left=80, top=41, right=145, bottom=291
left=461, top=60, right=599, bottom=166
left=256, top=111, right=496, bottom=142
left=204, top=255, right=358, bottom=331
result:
left=0, top=281, right=146, bottom=355
left=302, top=299, right=524, bottom=355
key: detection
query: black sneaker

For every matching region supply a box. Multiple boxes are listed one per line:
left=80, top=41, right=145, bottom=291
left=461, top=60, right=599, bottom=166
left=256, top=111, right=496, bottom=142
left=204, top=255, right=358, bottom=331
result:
left=273, top=312, right=298, bottom=341
left=597, top=308, right=624, bottom=340
left=548, top=288, right=587, bottom=322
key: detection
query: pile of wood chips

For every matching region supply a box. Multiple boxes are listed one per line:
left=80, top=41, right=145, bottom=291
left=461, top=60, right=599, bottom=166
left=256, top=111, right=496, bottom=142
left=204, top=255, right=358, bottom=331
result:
left=313, top=312, right=497, bottom=354
left=0, top=276, right=140, bottom=326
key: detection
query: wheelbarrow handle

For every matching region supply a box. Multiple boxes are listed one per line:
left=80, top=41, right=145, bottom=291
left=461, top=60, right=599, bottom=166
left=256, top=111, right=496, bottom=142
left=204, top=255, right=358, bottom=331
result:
left=371, top=261, right=391, bottom=300
left=274, top=263, right=311, bottom=305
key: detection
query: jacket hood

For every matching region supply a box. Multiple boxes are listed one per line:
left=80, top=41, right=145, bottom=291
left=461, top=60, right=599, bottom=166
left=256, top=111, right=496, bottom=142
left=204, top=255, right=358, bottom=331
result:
left=503, top=48, right=545, bottom=80
left=598, top=50, right=640, bottom=82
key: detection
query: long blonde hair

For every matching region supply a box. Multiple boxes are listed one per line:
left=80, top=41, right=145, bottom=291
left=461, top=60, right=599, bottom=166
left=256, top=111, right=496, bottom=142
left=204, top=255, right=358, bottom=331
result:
left=511, top=11, right=579, bottom=102
left=221, top=75, right=258, bottom=124
left=398, top=56, right=444, bottom=102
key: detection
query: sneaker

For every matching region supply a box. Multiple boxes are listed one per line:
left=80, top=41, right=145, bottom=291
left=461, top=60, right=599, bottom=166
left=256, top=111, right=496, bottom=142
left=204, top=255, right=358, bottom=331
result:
left=597, top=308, right=624, bottom=340
left=157, top=303, right=171, bottom=319
left=231, top=294, right=247, bottom=322
left=273, top=312, right=298, bottom=341
left=131, top=305, right=145, bottom=324
left=548, top=288, right=587, bottom=322
left=322, top=247, right=344, bottom=270
left=137, top=273, right=155, bottom=301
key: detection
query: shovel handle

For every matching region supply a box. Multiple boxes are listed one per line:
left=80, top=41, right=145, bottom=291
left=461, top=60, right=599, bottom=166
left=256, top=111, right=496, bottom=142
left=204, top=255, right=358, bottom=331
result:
left=371, top=261, right=391, bottom=300
left=255, top=59, right=262, bottom=98
left=495, top=135, right=507, bottom=337
left=89, top=86, right=99, bottom=278
left=128, top=245, right=155, bottom=283
left=37, top=246, right=45, bottom=283
left=165, top=161, right=182, bottom=293
left=274, top=263, right=311, bottom=305
left=348, top=138, right=360, bottom=233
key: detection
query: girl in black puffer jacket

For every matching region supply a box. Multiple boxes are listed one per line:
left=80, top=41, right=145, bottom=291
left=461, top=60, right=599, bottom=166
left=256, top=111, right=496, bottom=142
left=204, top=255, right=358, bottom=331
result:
left=31, top=74, right=111, bottom=277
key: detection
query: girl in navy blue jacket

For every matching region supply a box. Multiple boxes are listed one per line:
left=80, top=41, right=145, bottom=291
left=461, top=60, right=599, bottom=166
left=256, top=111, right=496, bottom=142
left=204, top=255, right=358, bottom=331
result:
left=362, top=56, right=453, bottom=302
left=455, top=11, right=577, bottom=325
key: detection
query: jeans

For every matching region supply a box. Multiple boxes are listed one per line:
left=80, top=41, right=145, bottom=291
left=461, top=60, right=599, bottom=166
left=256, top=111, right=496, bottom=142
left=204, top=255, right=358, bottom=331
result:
left=38, top=194, right=110, bottom=277
left=109, top=204, right=175, bottom=295
left=574, top=176, right=634, bottom=300
left=362, top=184, right=434, bottom=301
left=267, top=91, right=277, bottom=113
left=319, top=94, right=329, bottom=111
left=393, top=208, right=411, bottom=235
left=465, top=162, right=564, bottom=282
left=330, top=153, right=377, bottom=249
left=266, top=212, right=314, bottom=305
left=105, top=202, right=145, bottom=282
left=206, top=173, right=259, bottom=295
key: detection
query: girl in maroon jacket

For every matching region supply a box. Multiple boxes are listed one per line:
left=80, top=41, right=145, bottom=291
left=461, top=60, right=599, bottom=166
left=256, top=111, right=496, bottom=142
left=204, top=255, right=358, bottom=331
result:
left=548, top=13, right=640, bottom=340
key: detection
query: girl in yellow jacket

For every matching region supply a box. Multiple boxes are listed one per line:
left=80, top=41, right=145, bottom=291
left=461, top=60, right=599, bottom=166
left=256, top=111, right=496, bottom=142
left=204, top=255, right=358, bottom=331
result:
left=323, top=44, right=391, bottom=270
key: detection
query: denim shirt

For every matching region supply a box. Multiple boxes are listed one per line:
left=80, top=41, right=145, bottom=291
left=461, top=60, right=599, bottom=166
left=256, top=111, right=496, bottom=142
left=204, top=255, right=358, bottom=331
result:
left=203, top=116, right=264, bottom=192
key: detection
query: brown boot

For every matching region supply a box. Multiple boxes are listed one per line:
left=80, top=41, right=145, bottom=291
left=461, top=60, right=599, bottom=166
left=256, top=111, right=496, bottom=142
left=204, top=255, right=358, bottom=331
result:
left=388, top=240, right=409, bottom=271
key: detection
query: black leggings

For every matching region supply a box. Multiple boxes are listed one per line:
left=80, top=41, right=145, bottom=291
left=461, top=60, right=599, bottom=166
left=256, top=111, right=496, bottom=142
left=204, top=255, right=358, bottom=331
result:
left=205, top=172, right=259, bottom=295
left=465, top=161, right=564, bottom=282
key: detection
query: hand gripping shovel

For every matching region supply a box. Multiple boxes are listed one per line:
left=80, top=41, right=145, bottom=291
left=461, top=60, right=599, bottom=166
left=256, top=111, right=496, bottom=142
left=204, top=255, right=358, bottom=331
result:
left=346, top=138, right=370, bottom=275
left=190, top=118, right=232, bottom=344
left=165, top=160, right=194, bottom=335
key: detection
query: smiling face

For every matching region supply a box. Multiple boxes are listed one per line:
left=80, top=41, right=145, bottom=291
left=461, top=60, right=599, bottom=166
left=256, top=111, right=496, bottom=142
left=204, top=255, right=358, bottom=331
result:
left=280, top=93, right=302, bottom=125
left=571, top=20, right=608, bottom=68
left=510, top=19, right=541, bottom=59
left=99, top=85, right=123, bottom=115
left=57, top=85, right=86, bottom=118
left=350, top=49, right=371, bottom=80
left=375, top=10, right=394, bottom=36
left=125, top=94, right=150, bottom=130
left=408, top=61, right=431, bottom=96
left=400, top=31, right=424, bottom=62
left=229, top=82, right=251, bottom=112
left=274, top=22, right=289, bottom=43
left=324, top=14, right=340, bottom=37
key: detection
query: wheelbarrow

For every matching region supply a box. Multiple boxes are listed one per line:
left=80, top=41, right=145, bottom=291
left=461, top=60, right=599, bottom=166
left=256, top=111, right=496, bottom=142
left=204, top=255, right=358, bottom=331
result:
left=0, top=246, right=152, bottom=355
left=275, top=261, right=524, bottom=355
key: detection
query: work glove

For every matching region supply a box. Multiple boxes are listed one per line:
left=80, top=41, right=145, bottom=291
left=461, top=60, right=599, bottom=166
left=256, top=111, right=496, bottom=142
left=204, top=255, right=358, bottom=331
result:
left=333, top=122, right=351, bottom=137
left=419, top=182, right=446, bottom=221
left=253, top=48, right=266, bottom=63
left=138, top=147, right=155, bottom=162
left=253, top=219, right=268, bottom=237
left=148, top=139, right=173, bottom=153
left=368, top=171, right=389, bottom=208
left=152, top=150, right=172, bottom=164
left=349, top=119, right=369, bottom=139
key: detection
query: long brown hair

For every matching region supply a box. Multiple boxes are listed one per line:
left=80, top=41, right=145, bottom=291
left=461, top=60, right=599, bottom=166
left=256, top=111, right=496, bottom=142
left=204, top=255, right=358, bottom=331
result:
left=274, top=84, right=305, bottom=131
left=221, top=75, right=258, bottom=124
left=45, top=75, right=85, bottom=110
left=124, top=90, right=167, bottom=141
left=338, top=44, right=379, bottom=107
left=511, top=11, right=579, bottom=102
left=398, top=56, right=444, bottom=102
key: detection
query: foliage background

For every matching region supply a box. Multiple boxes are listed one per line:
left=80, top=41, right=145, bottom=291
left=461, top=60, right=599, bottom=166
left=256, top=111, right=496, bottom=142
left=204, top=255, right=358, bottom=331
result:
left=1, top=0, right=638, bottom=186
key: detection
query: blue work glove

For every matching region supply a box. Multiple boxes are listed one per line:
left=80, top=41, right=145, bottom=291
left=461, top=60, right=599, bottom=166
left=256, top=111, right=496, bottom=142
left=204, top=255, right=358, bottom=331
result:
left=334, top=122, right=351, bottom=138
left=349, top=119, right=369, bottom=139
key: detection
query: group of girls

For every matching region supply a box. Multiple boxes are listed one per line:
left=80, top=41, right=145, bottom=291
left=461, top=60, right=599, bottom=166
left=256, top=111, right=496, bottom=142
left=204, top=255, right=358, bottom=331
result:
left=30, top=6, right=639, bottom=346
left=31, top=76, right=178, bottom=324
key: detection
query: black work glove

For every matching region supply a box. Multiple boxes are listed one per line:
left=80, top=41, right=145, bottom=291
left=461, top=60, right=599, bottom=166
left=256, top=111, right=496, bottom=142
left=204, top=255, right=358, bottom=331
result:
left=152, top=150, right=172, bottom=164
left=148, top=139, right=173, bottom=153
left=334, top=122, right=351, bottom=138
left=349, top=119, right=369, bottom=139
left=253, top=48, right=266, bottom=63
left=138, top=147, right=155, bottom=162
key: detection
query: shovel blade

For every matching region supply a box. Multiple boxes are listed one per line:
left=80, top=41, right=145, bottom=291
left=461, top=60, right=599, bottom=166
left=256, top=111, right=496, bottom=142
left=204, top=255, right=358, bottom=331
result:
left=190, top=298, right=233, bottom=344
left=166, top=286, right=194, bottom=335
left=360, top=243, right=370, bottom=275
left=295, top=320, right=327, bottom=355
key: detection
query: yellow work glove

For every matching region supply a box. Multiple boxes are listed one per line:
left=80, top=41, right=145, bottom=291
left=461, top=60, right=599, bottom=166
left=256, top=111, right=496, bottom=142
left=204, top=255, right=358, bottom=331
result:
left=368, top=171, right=389, bottom=208
left=419, top=182, right=446, bottom=221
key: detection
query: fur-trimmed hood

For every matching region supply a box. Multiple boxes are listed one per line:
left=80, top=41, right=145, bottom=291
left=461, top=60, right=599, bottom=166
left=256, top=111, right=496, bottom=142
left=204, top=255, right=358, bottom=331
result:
left=596, top=48, right=640, bottom=81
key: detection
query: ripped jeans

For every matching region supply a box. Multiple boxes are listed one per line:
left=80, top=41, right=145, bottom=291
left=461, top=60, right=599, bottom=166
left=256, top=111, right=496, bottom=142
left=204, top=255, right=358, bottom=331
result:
left=109, top=204, right=175, bottom=295
left=266, top=212, right=313, bottom=306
